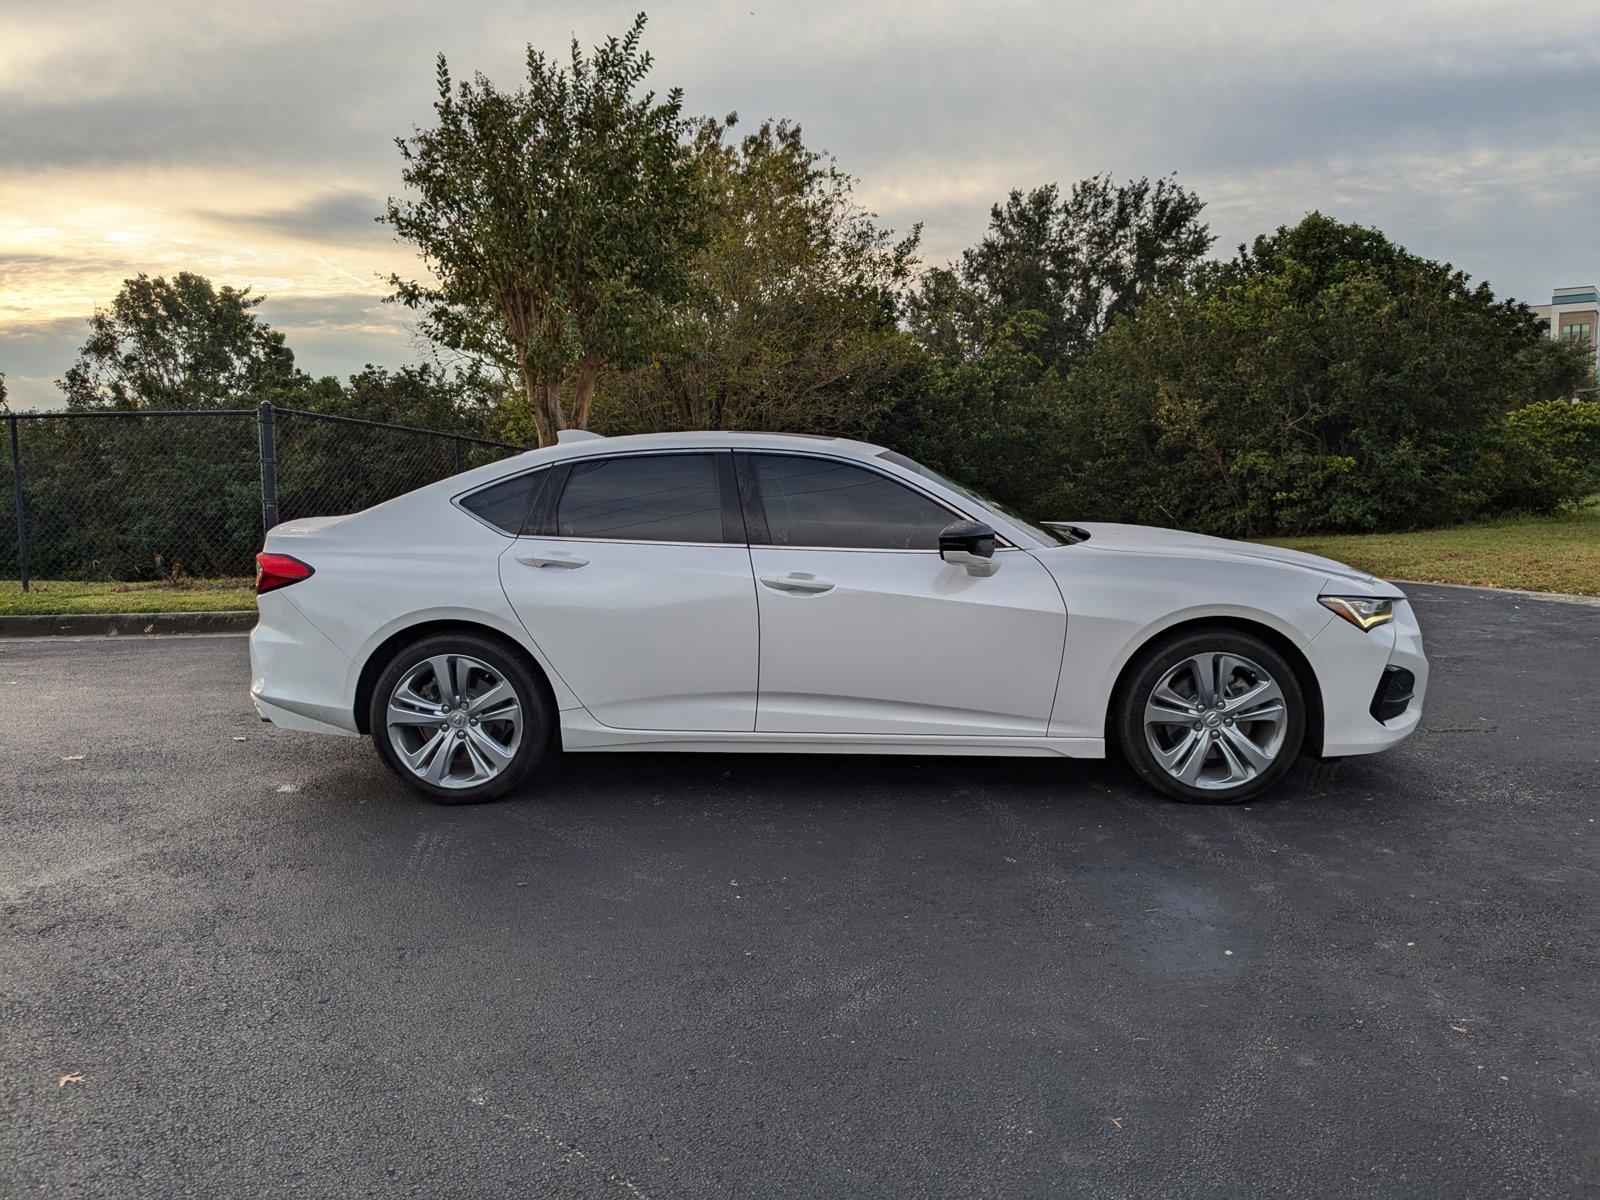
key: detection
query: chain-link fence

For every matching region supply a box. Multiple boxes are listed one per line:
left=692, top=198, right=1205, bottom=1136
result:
left=1, top=404, right=524, bottom=587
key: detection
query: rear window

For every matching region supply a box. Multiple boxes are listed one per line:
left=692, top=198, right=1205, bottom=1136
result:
left=555, top=453, right=726, bottom=543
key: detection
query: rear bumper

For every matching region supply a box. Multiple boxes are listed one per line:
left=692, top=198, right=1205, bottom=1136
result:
left=1309, top=598, right=1428, bottom=757
left=249, top=592, right=360, bottom=736
left=252, top=693, right=358, bottom=737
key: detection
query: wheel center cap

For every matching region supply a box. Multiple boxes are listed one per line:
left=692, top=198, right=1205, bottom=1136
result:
left=450, top=712, right=468, bottom=728
left=1203, top=711, right=1222, bottom=728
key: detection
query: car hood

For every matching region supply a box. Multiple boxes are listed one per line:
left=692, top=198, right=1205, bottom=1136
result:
left=1051, top=521, right=1402, bottom=596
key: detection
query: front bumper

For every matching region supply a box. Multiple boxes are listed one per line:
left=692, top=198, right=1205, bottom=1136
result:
left=1306, top=597, right=1428, bottom=757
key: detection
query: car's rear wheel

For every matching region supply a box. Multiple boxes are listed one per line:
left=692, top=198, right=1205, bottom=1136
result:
left=369, top=633, right=550, bottom=804
left=1117, top=628, right=1304, bottom=804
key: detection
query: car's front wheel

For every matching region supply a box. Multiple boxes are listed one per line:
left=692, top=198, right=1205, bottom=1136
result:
left=369, top=633, right=551, bottom=803
left=1117, top=628, right=1305, bottom=804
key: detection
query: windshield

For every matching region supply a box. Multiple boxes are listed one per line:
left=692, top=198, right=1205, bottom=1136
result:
left=876, top=450, right=1067, bottom=547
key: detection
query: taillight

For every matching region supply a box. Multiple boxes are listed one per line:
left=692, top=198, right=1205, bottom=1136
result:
left=256, top=552, right=315, bottom=594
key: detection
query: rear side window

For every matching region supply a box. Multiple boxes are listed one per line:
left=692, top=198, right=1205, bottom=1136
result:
left=745, top=454, right=954, bottom=550
left=460, top=471, right=544, bottom=534
left=555, top=453, right=726, bottom=543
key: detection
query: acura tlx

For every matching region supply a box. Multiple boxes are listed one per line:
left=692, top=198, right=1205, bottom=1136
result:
left=249, top=430, right=1426, bottom=805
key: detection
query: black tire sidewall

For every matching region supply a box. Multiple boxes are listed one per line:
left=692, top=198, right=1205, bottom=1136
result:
left=1117, top=629, right=1305, bottom=804
left=369, top=633, right=549, bottom=804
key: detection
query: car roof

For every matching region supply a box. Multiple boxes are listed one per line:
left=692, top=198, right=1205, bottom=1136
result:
left=505, top=430, right=891, bottom=465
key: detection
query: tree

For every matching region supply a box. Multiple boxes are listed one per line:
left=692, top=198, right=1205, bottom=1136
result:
left=268, top=363, right=503, bottom=437
left=918, top=175, right=1212, bottom=370
left=385, top=13, right=706, bottom=446
left=869, top=312, right=1075, bottom=518
left=58, top=273, right=295, bottom=409
left=1053, top=213, right=1580, bottom=535
left=1515, top=335, right=1597, bottom=403
left=595, top=116, right=920, bottom=435
left=873, top=175, right=1209, bottom=514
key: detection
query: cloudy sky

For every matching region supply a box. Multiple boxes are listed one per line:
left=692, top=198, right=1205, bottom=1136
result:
left=3, top=0, right=1596, bottom=409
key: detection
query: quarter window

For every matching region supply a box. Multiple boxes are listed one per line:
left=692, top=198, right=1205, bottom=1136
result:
left=746, top=454, right=954, bottom=550
left=459, top=470, right=545, bottom=535
left=555, top=453, right=727, bottom=543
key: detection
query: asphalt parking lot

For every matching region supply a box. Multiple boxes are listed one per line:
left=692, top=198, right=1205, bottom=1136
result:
left=2, top=584, right=1597, bottom=1197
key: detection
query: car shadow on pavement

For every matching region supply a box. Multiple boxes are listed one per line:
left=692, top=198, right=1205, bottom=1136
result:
left=536, top=744, right=1385, bottom=804
left=301, top=744, right=1397, bottom=827
left=276, top=718, right=1413, bottom=845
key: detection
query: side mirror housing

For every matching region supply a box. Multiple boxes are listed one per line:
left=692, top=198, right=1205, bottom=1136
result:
left=939, top=520, right=1000, bottom=577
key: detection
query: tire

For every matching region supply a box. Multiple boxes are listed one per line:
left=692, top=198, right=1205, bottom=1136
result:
left=368, top=632, right=551, bottom=804
left=1116, top=628, right=1305, bottom=804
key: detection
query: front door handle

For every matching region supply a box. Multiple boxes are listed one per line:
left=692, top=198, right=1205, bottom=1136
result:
left=759, top=572, right=834, bottom=594
left=516, top=551, right=589, bottom=570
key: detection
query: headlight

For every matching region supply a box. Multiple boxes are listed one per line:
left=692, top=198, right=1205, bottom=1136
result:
left=1319, top=595, right=1395, bottom=632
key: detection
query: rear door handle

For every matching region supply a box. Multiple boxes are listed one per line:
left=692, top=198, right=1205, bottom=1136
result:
left=759, top=572, right=834, bottom=594
left=516, top=551, right=589, bottom=570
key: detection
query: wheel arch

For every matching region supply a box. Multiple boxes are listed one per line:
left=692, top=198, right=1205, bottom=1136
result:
left=353, top=618, right=561, bottom=741
left=1104, top=615, right=1325, bottom=757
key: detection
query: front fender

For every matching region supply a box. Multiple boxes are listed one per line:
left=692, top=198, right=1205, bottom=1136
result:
left=1033, top=548, right=1334, bottom=739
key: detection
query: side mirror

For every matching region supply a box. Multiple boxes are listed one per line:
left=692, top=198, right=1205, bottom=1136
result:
left=939, top=520, right=1000, bottom=577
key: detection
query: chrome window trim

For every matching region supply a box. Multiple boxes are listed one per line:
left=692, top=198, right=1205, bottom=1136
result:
left=516, top=535, right=746, bottom=550
left=744, top=544, right=1026, bottom=555
left=508, top=536, right=1028, bottom=553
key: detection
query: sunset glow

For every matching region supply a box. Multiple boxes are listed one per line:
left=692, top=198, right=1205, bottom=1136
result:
left=3, top=0, right=1595, bottom=409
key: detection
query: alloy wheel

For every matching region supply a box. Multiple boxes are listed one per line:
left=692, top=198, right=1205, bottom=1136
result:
left=1142, top=652, right=1289, bottom=791
left=385, top=653, right=524, bottom=790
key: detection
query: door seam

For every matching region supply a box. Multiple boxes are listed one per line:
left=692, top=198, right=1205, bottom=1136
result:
left=1028, top=548, right=1071, bottom=735
left=746, top=543, right=762, bottom=733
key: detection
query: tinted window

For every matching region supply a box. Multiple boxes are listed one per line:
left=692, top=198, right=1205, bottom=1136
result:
left=556, top=453, right=725, bottom=543
left=876, top=449, right=1064, bottom=547
left=748, top=455, right=954, bottom=550
left=460, top=471, right=542, bottom=534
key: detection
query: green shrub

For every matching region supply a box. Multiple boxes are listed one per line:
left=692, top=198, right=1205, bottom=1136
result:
left=1026, top=215, right=1573, bottom=535
left=1499, top=398, right=1600, bottom=511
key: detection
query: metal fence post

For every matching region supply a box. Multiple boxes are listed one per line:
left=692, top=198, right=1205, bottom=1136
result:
left=7, top=414, right=29, bottom=592
left=257, top=401, right=279, bottom=533
left=453, top=436, right=464, bottom=475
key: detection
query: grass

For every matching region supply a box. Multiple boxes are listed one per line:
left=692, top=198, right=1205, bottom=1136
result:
left=0, top=577, right=256, bottom=616
left=1258, top=500, right=1600, bottom=597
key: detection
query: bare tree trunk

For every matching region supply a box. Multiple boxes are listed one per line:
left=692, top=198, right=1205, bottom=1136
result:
left=541, top=376, right=567, bottom=445
left=521, top=366, right=555, bottom=448
left=570, top=359, right=601, bottom=430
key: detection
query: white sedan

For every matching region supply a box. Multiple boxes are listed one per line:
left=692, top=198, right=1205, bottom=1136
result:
left=249, top=431, right=1426, bottom=804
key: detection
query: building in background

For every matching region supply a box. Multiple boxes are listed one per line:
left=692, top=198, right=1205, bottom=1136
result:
left=1531, top=286, right=1599, bottom=375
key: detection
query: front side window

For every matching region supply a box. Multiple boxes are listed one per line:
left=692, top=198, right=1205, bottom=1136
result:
left=555, top=453, right=726, bottom=543
left=746, top=454, right=955, bottom=550
left=876, top=449, right=1066, bottom=547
